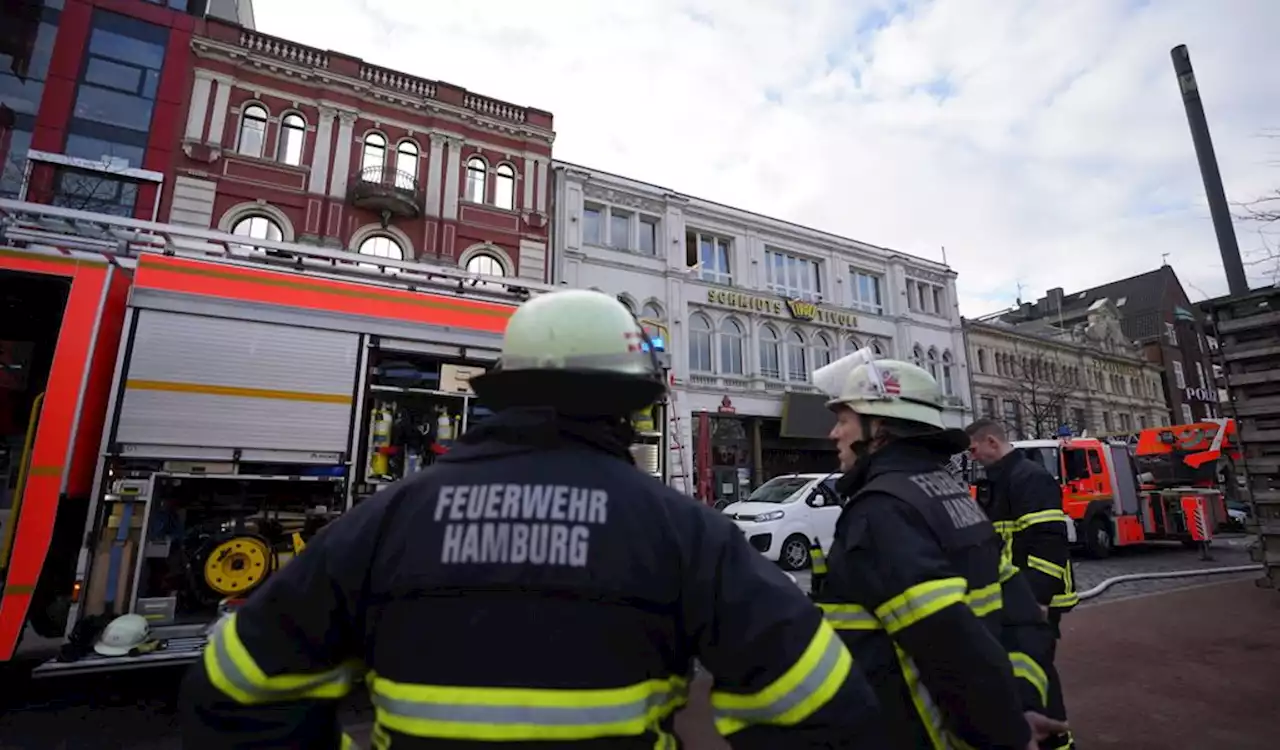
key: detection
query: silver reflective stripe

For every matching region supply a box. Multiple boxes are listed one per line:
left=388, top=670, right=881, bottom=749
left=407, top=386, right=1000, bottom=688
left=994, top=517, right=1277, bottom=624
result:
left=966, top=584, right=1002, bottom=616
left=876, top=579, right=967, bottom=633
left=501, top=350, right=653, bottom=370
left=819, top=604, right=881, bottom=630
left=713, top=628, right=845, bottom=722
left=371, top=681, right=680, bottom=727
left=209, top=625, right=354, bottom=702
left=895, top=647, right=951, bottom=750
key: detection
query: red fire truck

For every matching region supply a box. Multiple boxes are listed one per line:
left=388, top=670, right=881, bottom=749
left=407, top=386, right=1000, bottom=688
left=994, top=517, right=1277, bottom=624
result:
left=0, top=199, right=674, bottom=676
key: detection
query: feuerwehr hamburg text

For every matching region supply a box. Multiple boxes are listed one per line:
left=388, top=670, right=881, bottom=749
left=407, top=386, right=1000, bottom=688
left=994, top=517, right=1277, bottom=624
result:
left=434, top=484, right=608, bottom=567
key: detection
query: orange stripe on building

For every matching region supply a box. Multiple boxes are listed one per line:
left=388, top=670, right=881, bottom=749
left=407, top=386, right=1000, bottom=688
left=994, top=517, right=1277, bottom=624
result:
left=133, top=254, right=517, bottom=334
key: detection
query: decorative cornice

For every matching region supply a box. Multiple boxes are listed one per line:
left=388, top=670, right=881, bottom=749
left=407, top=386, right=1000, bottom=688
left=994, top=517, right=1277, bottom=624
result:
left=582, top=184, right=664, bottom=214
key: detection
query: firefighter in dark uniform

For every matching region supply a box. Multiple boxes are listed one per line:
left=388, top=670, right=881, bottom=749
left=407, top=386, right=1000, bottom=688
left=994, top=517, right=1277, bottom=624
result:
left=181, top=289, right=888, bottom=749
left=809, top=350, right=1068, bottom=750
left=967, top=419, right=1079, bottom=750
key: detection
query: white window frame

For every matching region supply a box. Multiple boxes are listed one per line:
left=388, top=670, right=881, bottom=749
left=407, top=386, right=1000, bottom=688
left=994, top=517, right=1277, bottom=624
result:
left=849, top=267, right=884, bottom=315
left=764, top=247, right=822, bottom=301
left=582, top=202, right=604, bottom=246
left=1172, top=360, right=1186, bottom=389
left=688, top=230, right=733, bottom=285
left=1194, top=361, right=1206, bottom=389
left=759, top=324, right=782, bottom=380
left=1165, top=322, right=1178, bottom=346
left=1180, top=403, right=1194, bottom=425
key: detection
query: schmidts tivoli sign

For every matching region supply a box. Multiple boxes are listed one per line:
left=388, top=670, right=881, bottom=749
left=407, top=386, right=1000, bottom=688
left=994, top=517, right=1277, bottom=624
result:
left=704, top=288, right=859, bottom=329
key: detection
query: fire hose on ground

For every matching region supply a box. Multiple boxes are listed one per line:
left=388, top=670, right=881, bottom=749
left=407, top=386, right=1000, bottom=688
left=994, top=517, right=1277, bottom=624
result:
left=784, top=564, right=1265, bottom=603
left=1075, top=564, right=1263, bottom=601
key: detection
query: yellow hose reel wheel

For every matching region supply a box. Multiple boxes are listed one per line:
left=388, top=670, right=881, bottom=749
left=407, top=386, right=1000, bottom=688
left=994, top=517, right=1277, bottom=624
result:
left=203, top=536, right=272, bottom=596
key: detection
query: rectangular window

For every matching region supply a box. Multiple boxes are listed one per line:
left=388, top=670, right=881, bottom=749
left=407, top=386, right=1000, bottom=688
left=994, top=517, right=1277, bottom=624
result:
left=582, top=204, right=602, bottom=245
left=68, top=9, right=168, bottom=168
left=1072, top=407, right=1086, bottom=431
left=1165, top=322, right=1178, bottom=345
left=1194, top=361, right=1206, bottom=389
left=932, top=286, right=944, bottom=316
left=980, top=396, right=995, bottom=418
left=608, top=208, right=631, bottom=250
left=1180, top=403, right=1194, bottom=425
left=906, top=281, right=919, bottom=311
left=638, top=216, right=658, bottom=256
left=1119, top=413, right=1132, bottom=431
left=764, top=248, right=821, bottom=300
left=0, top=5, right=60, bottom=198
left=686, top=230, right=732, bottom=285
left=1173, top=360, right=1186, bottom=389
left=50, top=166, right=140, bottom=217
left=849, top=268, right=883, bottom=314
left=1102, top=411, right=1112, bottom=431
left=917, top=283, right=929, bottom=313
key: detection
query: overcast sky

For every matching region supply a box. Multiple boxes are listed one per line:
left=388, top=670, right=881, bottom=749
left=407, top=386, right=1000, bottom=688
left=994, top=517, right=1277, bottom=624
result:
left=255, top=0, right=1280, bottom=316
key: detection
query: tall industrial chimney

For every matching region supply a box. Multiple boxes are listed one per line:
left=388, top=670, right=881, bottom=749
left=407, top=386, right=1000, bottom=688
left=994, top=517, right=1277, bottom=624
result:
left=1171, top=44, right=1249, bottom=296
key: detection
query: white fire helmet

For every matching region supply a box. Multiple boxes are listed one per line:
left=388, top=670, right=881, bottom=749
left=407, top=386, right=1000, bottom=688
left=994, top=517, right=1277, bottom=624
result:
left=813, top=347, right=947, bottom=430
left=94, top=613, right=151, bottom=656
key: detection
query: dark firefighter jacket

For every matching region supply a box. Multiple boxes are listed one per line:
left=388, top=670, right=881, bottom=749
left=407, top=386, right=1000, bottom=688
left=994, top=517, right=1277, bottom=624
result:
left=814, top=434, right=1049, bottom=750
left=181, top=409, right=887, bottom=750
left=981, top=449, right=1079, bottom=619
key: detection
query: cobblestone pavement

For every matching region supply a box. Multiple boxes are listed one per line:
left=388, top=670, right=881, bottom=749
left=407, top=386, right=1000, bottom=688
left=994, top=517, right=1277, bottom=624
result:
left=676, top=578, right=1280, bottom=749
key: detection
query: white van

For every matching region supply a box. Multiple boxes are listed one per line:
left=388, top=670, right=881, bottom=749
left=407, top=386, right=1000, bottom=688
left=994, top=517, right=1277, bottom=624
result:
left=721, top=473, right=843, bottom=570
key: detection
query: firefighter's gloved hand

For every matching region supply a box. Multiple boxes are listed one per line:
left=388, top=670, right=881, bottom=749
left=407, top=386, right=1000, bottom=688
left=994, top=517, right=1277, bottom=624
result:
left=1024, top=711, right=1070, bottom=747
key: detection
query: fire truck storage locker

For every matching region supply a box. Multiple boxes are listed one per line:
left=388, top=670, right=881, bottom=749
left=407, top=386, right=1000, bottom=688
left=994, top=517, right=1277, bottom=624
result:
left=113, top=310, right=361, bottom=462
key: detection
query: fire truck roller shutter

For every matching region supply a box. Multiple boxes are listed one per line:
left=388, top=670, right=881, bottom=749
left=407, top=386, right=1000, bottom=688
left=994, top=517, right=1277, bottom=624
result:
left=113, top=311, right=360, bottom=460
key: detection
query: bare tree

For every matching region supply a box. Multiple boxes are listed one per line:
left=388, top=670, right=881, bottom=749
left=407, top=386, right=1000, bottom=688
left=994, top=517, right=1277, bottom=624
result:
left=992, top=342, right=1078, bottom=440
left=1234, top=131, right=1280, bottom=282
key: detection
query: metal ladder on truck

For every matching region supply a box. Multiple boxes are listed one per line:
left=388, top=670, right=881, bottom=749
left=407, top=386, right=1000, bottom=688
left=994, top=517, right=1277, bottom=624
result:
left=667, top=389, right=693, bottom=497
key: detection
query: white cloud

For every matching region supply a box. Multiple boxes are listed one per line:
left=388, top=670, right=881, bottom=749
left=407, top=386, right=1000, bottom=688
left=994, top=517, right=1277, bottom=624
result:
left=255, top=0, right=1280, bottom=314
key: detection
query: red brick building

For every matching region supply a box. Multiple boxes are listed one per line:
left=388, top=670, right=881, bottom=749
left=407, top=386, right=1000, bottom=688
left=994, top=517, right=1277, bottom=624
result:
left=170, top=19, right=555, bottom=282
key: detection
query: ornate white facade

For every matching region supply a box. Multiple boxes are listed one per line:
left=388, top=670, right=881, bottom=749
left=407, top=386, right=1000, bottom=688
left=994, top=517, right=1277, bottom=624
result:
left=551, top=162, right=972, bottom=492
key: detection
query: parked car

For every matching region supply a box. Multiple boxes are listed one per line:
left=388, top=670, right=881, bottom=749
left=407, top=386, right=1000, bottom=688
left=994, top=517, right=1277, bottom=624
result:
left=720, top=473, right=842, bottom=570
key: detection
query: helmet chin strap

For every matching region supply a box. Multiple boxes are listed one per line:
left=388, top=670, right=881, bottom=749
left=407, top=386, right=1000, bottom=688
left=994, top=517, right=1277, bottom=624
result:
left=846, top=414, right=878, bottom=464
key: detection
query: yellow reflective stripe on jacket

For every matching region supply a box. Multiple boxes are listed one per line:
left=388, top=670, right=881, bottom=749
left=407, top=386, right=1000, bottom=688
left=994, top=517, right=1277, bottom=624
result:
left=340, top=733, right=358, bottom=750
left=1008, top=651, right=1049, bottom=707
left=965, top=582, right=1003, bottom=618
left=820, top=581, right=1001, bottom=631
left=893, top=644, right=949, bottom=750
left=874, top=577, right=968, bottom=635
left=1015, top=509, right=1070, bottom=531
left=713, top=620, right=851, bottom=735
left=1051, top=591, right=1080, bottom=609
left=999, top=559, right=1020, bottom=583
left=1026, top=555, right=1068, bottom=580
left=817, top=602, right=879, bottom=631
left=369, top=673, right=686, bottom=741
left=203, top=613, right=361, bottom=705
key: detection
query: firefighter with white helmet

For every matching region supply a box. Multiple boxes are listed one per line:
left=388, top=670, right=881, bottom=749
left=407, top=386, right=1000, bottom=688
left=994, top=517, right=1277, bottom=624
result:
left=810, top=349, right=1069, bottom=750
left=183, top=289, right=888, bottom=749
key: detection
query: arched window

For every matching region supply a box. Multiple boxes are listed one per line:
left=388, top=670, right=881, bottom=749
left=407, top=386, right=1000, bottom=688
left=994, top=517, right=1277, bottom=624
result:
left=617, top=296, right=636, bottom=314
left=277, top=113, right=305, bottom=166
left=912, top=344, right=923, bottom=367
left=358, top=235, right=403, bottom=261
left=719, top=318, right=745, bottom=375
left=942, top=350, right=955, bottom=396
left=361, top=133, right=386, bottom=180
left=231, top=214, right=283, bottom=249
left=786, top=330, right=808, bottom=382
left=237, top=104, right=268, bottom=158
left=845, top=336, right=862, bottom=356
left=688, top=314, right=713, bottom=373
left=926, top=347, right=939, bottom=380
left=813, top=333, right=835, bottom=369
left=493, top=163, right=516, bottom=210
left=759, top=325, right=781, bottom=379
left=640, top=302, right=663, bottom=321
left=976, top=349, right=988, bottom=374
left=465, top=157, right=487, bottom=203
left=465, top=252, right=505, bottom=277
left=395, top=140, right=419, bottom=188
left=871, top=339, right=885, bottom=357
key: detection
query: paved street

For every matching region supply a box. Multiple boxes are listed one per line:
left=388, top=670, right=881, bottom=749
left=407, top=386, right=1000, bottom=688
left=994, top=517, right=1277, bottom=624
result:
left=0, top=538, right=1265, bottom=748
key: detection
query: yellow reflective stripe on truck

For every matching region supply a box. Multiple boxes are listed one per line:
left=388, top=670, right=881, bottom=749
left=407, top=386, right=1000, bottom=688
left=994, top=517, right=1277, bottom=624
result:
left=126, top=379, right=352, bottom=404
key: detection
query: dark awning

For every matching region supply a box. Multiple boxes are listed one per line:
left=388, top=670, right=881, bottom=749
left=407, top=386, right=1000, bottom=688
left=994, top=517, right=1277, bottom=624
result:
left=780, top=392, right=836, bottom=439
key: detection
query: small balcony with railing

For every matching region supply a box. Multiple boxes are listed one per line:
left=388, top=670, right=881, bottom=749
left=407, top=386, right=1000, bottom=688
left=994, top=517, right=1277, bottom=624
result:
left=349, top=166, right=421, bottom=226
